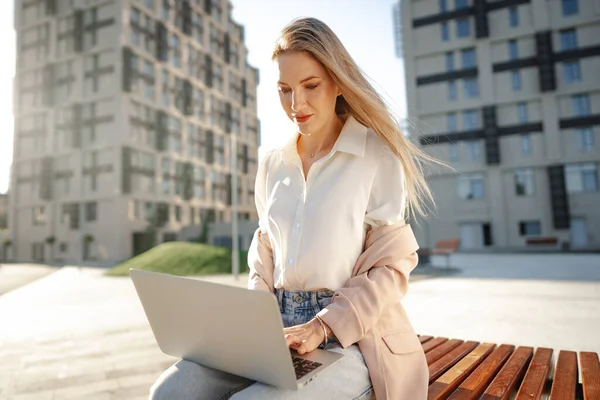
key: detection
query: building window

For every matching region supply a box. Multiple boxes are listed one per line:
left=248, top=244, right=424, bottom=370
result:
left=130, top=8, right=155, bottom=54
left=514, top=169, right=535, bottom=196
left=85, top=202, right=97, bottom=221
left=131, top=8, right=141, bottom=46
left=446, top=52, right=454, bottom=71
left=560, top=29, right=578, bottom=51
left=439, top=0, right=448, bottom=12
left=448, top=81, right=457, bottom=100
left=447, top=112, right=457, bottom=132
left=519, top=221, right=541, bottom=236
left=456, top=18, right=470, bottom=38
left=462, top=110, right=479, bottom=130
left=565, top=163, right=598, bottom=193
left=175, top=205, right=182, bottom=222
left=454, top=0, right=468, bottom=10
left=517, top=102, right=528, bottom=123
left=129, top=199, right=142, bottom=220
left=162, top=0, right=171, bottom=20
left=521, top=134, right=532, bottom=156
left=461, top=48, right=476, bottom=68
left=575, top=128, right=594, bottom=152
left=32, top=206, right=46, bottom=226
left=458, top=173, right=485, bottom=200
left=229, top=40, right=240, bottom=68
left=170, top=33, right=181, bottom=68
left=563, top=61, right=581, bottom=83
left=441, top=22, right=450, bottom=41
left=463, top=78, right=479, bottom=98
left=512, top=71, right=521, bottom=91
left=211, top=0, right=223, bottom=23
left=465, top=141, right=480, bottom=161
left=450, top=142, right=459, bottom=162
left=509, top=7, right=519, bottom=27
left=162, top=69, right=171, bottom=107
left=562, top=0, right=578, bottom=16
left=508, top=40, right=518, bottom=60
left=572, top=94, right=590, bottom=117
left=213, top=62, right=224, bottom=93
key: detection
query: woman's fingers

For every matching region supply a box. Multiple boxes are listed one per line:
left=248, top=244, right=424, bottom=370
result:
left=285, top=333, right=302, bottom=347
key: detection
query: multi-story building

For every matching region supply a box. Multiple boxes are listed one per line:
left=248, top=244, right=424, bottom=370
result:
left=10, top=0, right=260, bottom=263
left=396, top=0, right=600, bottom=250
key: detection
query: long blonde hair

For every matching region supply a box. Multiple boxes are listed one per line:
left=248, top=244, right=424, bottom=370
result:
left=272, top=17, right=444, bottom=221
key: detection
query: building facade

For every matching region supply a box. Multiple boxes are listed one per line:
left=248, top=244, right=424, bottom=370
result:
left=10, top=0, right=260, bottom=263
left=397, top=0, right=600, bottom=250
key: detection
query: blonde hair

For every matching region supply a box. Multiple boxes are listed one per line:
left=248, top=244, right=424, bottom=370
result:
left=272, top=17, right=445, bottom=221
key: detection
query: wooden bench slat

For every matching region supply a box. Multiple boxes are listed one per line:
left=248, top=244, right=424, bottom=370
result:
left=580, top=351, right=600, bottom=400
left=428, top=343, right=496, bottom=400
left=429, top=341, right=480, bottom=383
left=515, top=347, right=553, bottom=400
left=426, top=339, right=464, bottom=365
left=419, top=335, right=434, bottom=344
left=481, top=346, right=534, bottom=400
left=423, top=337, right=449, bottom=353
left=446, top=344, right=515, bottom=400
left=549, top=350, right=578, bottom=400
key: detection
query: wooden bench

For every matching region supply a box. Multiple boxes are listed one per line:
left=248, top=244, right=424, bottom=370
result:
left=431, top=239, right=460, bottom=269
left=418, top=334, right=600, bottom=399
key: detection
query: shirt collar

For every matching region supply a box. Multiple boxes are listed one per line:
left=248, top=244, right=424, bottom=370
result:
left=281, top=115, right=368, bottom=164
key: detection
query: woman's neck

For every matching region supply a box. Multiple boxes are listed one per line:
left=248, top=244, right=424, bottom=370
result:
left=298, top=115, right=345, bottom=153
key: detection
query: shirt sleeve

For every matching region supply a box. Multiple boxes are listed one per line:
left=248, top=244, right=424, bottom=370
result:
left=254, top=150, right=273, bottom=233
left=247, top=150, right=276, bottom=293
left=364, top=147, right=407, bottom=227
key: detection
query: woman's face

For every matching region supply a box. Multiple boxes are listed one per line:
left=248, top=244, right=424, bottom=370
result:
left=276, top=51, right=341, bottom=135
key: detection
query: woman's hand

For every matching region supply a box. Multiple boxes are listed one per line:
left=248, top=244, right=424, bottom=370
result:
left=283, top=319, right=325, bottom=355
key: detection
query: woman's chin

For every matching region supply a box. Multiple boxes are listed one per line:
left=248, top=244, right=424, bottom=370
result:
left=296, top=125, right=311, bottom=135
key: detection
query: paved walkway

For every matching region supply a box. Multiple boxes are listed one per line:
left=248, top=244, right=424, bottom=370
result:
left=0, top=264, right=58, bottom=296
left=0, top=254, right=599, bottom=399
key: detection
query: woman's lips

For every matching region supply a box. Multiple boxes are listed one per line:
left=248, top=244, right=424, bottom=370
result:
left=294, top=114, right=312, bottom=123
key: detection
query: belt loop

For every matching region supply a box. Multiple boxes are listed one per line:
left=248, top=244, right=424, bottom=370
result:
left=277, top=288, right=283, bottom=306
left=311, top=291, right=317, bottom=306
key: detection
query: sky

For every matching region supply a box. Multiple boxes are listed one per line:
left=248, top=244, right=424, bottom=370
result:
left=0, top=0, right=405, bottom=194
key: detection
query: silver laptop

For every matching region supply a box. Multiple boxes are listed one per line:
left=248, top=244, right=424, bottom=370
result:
left=130, top=269, right=344, bottom=390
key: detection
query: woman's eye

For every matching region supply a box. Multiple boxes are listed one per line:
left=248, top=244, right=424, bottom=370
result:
left=278, top=87, right=291, bottom=93
left=306, top=85, right=318, bottom=90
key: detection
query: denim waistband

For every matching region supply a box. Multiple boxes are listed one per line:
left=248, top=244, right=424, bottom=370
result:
left=275, top=288, right=335, bottom=329
left=276, top=288, right=335, bottom=307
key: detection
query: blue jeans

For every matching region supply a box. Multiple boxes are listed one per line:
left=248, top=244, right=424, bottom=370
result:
left=149, top=289, right=374, bottom=400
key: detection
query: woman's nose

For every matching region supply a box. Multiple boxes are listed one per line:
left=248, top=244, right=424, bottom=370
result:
left=291, top=90, right=306, bottom=111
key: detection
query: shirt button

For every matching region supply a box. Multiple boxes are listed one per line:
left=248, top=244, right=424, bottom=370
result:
left=288, top=258, right=294, bottom=264
left=295, top=223, right=300, bottom=229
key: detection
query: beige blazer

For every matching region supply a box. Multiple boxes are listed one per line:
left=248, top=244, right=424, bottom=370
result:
left=248, top=221, right=429, bottom=400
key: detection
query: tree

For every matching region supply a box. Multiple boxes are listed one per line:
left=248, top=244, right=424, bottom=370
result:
left=45, top=236, right=56, bottom=262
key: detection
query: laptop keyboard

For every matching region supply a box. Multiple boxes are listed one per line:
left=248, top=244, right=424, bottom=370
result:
left=292, top=356, right=322, bottom=380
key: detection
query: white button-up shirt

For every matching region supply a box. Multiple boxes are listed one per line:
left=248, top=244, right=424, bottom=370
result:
left=255, top=116, right=406, bottom=291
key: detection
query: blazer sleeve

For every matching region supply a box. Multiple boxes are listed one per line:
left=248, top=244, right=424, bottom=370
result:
left=316, top=148, right=418, bottom=348
left=247, top=151, right=275, bottom=293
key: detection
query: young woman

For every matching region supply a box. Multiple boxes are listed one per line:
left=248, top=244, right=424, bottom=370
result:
left=150, top=17, right=438, bottom=400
